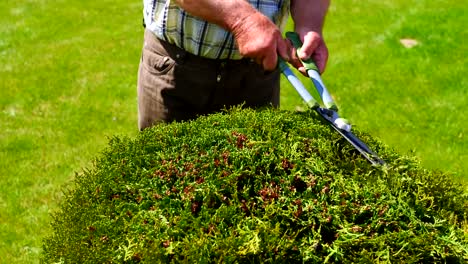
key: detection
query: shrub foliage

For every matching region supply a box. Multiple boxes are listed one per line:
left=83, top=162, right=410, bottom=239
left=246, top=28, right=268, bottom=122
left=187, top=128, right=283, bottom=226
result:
left=43, top=108, right=467, bottom=263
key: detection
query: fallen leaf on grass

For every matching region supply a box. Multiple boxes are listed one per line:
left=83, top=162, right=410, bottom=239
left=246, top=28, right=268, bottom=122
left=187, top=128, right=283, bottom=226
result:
left=400, top=38, right=419, bottom=48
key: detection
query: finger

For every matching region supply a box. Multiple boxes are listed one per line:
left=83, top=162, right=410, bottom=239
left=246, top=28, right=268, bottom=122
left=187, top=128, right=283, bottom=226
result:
left=312, top=44, right=329, bottom=73
left=262, top=51, right=277, bottom=71
left=298, top=66, right=307, bottom=76
left=283, top=39, right=303, bottom=70
left=285, top=39, right=296, bottom=61
left=299, top=32, right=321, bottom=60
left=276, top=38, right=289, bottom=61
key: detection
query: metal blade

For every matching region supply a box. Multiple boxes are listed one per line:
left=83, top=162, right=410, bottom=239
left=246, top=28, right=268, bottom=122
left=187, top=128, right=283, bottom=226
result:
left=278, top=58, right=385, bottom=166
left=315, top=107, right=385, bottom=166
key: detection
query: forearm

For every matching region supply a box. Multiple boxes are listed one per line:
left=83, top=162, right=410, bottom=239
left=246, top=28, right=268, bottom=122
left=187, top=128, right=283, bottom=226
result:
left=174, top=0, right=258, bottom=32
left=174, top=0, right=288, bottom=70
left=291, top=0, right=330, bottom=35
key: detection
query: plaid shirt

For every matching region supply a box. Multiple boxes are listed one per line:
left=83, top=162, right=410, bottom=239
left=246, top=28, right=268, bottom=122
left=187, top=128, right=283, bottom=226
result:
left=143, top=0, right=290, bottom=60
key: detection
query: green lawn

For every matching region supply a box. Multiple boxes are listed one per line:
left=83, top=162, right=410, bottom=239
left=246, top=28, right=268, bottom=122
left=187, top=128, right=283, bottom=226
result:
left=0, top=0, right=466, bottom=263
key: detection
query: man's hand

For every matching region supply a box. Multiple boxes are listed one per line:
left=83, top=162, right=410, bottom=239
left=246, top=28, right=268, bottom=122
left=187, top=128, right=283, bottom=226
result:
left=174, top=0, right=289, bottom=71
left=287, top=30, right=328, bottom=75
left=231, top=12, right=289, bottom=71
left=290, top=0, right=330, bottom=75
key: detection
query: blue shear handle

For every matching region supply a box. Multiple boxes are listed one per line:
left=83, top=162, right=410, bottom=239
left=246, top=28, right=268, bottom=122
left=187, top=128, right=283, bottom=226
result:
left=308, top=70, right=337, bottom=111
left=285, top=32, right=338, bottom=111
left=279, top=59, right=319, bottom=109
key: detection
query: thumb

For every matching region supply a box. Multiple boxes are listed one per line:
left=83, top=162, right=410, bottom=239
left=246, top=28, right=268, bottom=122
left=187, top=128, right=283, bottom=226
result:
left=298, top=32, right=321, bottom=60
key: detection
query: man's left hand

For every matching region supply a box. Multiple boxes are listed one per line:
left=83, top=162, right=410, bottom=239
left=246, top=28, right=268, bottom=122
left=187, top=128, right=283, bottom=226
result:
left=286, top=31, right=328, bottom=75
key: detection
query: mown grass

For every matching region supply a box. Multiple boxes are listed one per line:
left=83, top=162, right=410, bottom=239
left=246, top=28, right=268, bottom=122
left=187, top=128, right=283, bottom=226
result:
left=0, top=1, right=141, bottom=262
left=0, top=0, right=466, bottom=263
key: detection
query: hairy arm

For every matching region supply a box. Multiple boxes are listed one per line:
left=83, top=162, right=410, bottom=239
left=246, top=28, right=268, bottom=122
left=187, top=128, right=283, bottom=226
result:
left=174, top=0, right=256, bottom=30
left=174, top=0, right=288, bottom=70
left=291, top=0, right=330, bottom=73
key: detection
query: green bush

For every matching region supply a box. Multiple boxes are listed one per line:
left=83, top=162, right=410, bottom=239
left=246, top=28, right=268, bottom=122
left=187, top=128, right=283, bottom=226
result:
left=42, top=108, right=467, bottom=263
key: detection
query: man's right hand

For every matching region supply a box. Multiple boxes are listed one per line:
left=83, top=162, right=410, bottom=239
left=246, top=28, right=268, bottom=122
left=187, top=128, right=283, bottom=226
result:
left=231, top=12, right=289, bottom=71
left=175, top=0, right=289, bottom=71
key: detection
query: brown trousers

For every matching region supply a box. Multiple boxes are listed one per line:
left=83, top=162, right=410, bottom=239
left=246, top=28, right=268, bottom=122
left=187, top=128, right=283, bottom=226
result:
left=137, top=29, right=280, bottom=130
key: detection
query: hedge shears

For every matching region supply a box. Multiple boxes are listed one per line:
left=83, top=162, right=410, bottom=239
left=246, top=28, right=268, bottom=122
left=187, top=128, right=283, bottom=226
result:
left=279, top=32, right=385, bottom=166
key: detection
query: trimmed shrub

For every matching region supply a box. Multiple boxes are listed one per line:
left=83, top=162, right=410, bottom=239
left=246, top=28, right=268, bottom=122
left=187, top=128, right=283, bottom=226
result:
left=42, top=107, right=467, bottom=263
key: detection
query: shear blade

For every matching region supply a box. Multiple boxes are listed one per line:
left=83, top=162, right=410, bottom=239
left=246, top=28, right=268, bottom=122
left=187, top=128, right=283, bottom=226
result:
left=315, top=108, right=385, bottom=166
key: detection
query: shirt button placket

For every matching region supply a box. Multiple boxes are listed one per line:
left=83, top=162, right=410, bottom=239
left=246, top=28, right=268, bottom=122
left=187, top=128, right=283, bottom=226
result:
left=216, top=62, right=226, bottom=83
